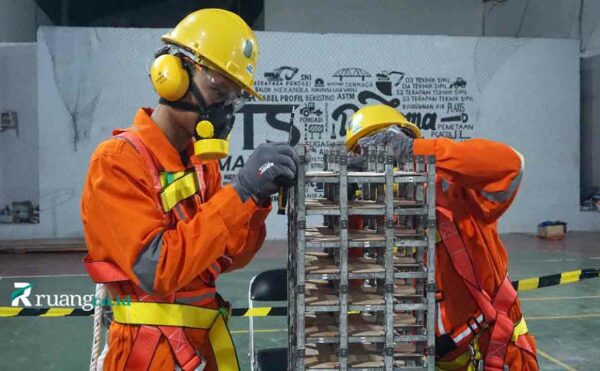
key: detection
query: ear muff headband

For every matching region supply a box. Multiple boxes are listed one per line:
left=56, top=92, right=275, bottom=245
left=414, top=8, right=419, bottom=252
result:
left=149, top=48, right=190, bottom=102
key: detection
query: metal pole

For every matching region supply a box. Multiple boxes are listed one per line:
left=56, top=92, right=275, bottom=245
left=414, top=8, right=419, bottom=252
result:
left=295, top=146, right=307, bottom=370
left=426, top=156, right=437, bottom=371
left=383, top=145, right=395, bottom=370
left=338, top=143, right=349, bottom=371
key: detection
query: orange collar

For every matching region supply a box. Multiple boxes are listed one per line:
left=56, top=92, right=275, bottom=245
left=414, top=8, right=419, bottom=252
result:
left=129, top=108, right=196, bottom=172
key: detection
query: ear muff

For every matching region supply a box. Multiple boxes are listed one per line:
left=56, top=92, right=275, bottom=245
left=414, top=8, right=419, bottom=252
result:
left=150, top=54, right=190, bottom=101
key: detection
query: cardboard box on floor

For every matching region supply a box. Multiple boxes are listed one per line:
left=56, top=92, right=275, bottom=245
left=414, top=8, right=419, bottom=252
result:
left=538, top=225, right=566, bottom=239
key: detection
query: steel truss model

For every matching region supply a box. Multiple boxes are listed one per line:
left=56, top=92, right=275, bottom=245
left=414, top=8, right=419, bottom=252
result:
left=288, top=143, right=436, bottom=370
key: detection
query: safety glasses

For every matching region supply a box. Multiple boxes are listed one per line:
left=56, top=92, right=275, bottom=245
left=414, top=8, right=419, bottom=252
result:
left=203, top=67, right=246, bottom=112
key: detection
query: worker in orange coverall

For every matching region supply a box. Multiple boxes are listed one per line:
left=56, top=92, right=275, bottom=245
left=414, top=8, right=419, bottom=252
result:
left=81, top=9, right=298, bottom=371
left=346, top=104, right=538, bottom=371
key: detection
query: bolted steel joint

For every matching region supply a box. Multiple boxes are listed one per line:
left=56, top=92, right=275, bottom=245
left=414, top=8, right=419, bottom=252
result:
left=340, top=153, right=347, bottom=166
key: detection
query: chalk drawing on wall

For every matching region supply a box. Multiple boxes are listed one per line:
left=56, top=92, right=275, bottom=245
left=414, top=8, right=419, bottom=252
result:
left=45, top=34, right=101, bottom=151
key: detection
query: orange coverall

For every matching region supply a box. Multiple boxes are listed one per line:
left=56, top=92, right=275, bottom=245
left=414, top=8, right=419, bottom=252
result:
left=81, top=108, right=271, bottom=370
left=412, top=138, right=538, bottom=370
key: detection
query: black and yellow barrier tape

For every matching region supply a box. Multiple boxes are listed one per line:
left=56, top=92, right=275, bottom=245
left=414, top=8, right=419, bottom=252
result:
left=1, top=269, right=598, bottom=318
left=511, top=268, right=600, bottom=292
left=0, top=305, right=289, bottom=318
left=230, top=306, right=287, bottom=317
left=0, top=307, right=92, bottom=317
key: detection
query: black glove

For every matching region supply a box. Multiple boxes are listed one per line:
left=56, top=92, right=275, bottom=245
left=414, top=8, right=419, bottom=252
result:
left=232, top=142, right=300, bottom=202
left=347, top=153, right=364, bottom=171
left=357, top=126, right=414, bottom=163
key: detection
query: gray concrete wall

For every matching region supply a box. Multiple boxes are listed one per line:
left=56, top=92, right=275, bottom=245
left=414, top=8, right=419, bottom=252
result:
left=0, top=0, right=52, bottom=42
left=0, top=0, right=37, bottom=42
left=581, top=55, right=600, bottom=192
left=0, top=43, right=38, bottom=220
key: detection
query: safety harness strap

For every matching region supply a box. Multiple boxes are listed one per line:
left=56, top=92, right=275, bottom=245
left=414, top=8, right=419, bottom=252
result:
left=438, top=317, right=532, bottom=371
left=486, top=277, right=518, bottom=370
left=159, top=326, right=204, bottom=371
left=126, top=325, right=162, bottom=370
left=116, top=131, right=207, bottom=215
left=113, top=302, right=220, bottom=328
left=123, top=325, right=204, bottom=371
left=113, top=302, right=239, bottom=370
left=209, top=315, right=239, bottom=370
left=436, top=207, right=517, bottom=371
left=85, top=257, right=204, bottom=370
left=84, top=257, right=234, bottom=370
left=116, top=132, right=165, bottom=214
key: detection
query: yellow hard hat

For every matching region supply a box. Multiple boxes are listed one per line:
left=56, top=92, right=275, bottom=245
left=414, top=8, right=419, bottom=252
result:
left=346, top=105, right=422, bottom=152
left=160, top=8, right=262, bottom=99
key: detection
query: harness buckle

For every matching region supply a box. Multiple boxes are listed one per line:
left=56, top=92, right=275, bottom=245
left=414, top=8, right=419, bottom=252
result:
left=470, top=333, right=484, bottom=371
left=468, top=344, right=478, bottom=370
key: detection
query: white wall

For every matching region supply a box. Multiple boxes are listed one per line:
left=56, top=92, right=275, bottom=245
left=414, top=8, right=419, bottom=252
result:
left=0, top=43, right=38, bottom=216
left=0, top=27, right=596, bottom=241
left=266, top=0, right=600, bottom=56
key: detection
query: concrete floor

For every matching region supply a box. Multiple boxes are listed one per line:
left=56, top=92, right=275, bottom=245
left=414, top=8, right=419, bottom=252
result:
left=0, top=233, right=598, bottom=370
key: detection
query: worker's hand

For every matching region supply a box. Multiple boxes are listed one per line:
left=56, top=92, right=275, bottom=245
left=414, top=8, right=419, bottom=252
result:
left=232, top=142, right=299, bottom=202
left=357, top=126, right=414, bottom=163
